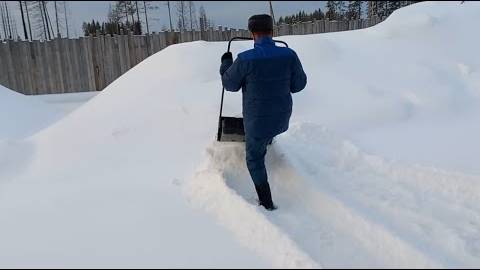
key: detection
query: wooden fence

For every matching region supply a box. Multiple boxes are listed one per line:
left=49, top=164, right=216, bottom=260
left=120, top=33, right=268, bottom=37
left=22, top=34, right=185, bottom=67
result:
left=0, top=17, right=384, bottom=95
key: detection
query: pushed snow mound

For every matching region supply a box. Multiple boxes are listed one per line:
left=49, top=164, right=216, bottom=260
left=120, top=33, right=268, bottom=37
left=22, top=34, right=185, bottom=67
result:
left=1, top=1, right=480, bottom=268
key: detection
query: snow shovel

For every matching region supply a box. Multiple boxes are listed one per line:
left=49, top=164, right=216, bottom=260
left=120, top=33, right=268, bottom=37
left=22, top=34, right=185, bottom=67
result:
left=217, top=36, right=288, bottom=142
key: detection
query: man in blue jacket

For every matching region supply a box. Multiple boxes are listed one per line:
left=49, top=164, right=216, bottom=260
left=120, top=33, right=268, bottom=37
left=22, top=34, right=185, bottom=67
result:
left=219, top=14, right=307, bottom=211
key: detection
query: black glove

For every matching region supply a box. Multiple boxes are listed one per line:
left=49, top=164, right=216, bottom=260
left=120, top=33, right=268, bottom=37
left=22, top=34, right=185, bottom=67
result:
left=221, top=52, right=233, bottom=62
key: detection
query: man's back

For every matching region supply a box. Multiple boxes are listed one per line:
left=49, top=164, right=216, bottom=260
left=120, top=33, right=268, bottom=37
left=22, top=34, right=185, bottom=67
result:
left=221, top=36, right=307, bottom=138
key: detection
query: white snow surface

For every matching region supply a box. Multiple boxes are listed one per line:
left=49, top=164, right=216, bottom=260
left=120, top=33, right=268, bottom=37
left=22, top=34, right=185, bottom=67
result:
left=1, top=1, right=480, bottom=268
left=0, top=86, right=63, bottom=140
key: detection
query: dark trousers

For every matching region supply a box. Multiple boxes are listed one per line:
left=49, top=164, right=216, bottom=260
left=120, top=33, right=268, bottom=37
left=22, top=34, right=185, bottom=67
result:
left=245, top=135, right=274, bottom=208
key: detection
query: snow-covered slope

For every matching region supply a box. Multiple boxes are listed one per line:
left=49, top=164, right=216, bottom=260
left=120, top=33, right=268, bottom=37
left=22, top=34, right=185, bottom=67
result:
left=0, top=85, right=63, bottom=140
left=33, top=92, right=98, bottom=113
left=1, top=1, right=480, bottom=268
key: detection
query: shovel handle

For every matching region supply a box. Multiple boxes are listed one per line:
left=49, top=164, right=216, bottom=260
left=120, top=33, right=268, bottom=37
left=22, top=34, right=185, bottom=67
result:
left=227, top=36, right=288, bottom=52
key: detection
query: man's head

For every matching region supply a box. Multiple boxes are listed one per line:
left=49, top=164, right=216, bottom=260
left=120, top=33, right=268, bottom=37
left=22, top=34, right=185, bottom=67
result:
left=248, top=14, right=273, bottom=41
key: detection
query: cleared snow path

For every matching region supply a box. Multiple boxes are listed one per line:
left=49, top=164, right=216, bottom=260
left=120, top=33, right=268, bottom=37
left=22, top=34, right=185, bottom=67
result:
left=186, top=122, right=480, bottom=268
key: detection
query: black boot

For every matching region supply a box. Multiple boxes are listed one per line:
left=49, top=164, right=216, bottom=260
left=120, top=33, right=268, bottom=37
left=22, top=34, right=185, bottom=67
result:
left=254, top=182, right=277, bottom=211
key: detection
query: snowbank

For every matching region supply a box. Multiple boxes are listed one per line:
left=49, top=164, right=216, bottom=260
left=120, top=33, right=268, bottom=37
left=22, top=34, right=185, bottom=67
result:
left=33, top=92, right=98, bottom=113
left=1, top=1, right=480, bottom=268
left=0, top=85, right=62, bottom=140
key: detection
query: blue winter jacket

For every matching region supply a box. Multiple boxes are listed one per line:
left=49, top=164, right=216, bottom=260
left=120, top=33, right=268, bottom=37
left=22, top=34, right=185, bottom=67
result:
left=220, top=36, right=307, bottom=139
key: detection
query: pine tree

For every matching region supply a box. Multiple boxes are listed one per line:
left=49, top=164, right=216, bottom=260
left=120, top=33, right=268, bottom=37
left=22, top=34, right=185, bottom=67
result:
left=278, top=16, right=284, bottom=24
left=335, top=1, right=346, bottom=20
left=326, top=1, right=337, bottom=20
left=386, top=1, right=401, bottom=16
left=376, top=1, right=386, bottom=18
left=346, top=1, right=362, bottom=20
left=312, top=8, right=325, bottom=20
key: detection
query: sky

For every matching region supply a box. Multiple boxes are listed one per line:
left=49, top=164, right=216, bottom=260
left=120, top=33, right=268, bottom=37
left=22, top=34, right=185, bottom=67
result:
left=1, top=1, right=326, bottom=39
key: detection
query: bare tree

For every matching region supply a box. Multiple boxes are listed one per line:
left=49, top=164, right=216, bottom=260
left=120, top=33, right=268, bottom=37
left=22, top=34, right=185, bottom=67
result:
left=40, top=1, right=52, bottom=40
left=113, top=1, right=131, bottom=24
left=63, top=1, right=68, bottom=37
left=122, top=1, right=129, bottom=24
left=143, top=1, right=149, bottom=34
left=1, top=2, right=7, bottom=39
left=187, top=1, right=197, bottom=30
left=19, top=1, right=29, bottom=40
left=198, top=4, right=214, bottom=32
left=28, top=1, right=48, bottom=40
left=166, top=1, right=172, bottom=31
left=54, top=0, right=59, bottom=37
left=45, top=2, right=55, bottom=38
left=176, top=1, right=187, bottom=31
left=24, top=1, right=33, bottom=40
left=142, top=1, right=162, bottom=34
left=108, top=2, right=122, bottom=24
left=4, top=1, right=13, bottom=39
left=135, top=1, right=140, bottom=25
left=114, top=1, right=135, bottom=24
left=268, top=1, right=275, bottom=25
left=11, top=12, right=19, bottom=39
left=127, top=1, right=136, bottom=24
left=0, top=3, right=4, bottom=39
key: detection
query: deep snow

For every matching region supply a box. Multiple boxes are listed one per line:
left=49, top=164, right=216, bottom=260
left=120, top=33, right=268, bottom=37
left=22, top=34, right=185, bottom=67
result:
left=1, top=1, right=480, bottom=268
left=0, top=85, right=63, bottom=140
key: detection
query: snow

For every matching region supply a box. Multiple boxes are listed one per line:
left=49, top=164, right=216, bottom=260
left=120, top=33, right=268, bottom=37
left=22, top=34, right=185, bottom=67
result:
left=1, top=1, right=480, bottom=268
left=0, top=85, right=63, bottom=140
left=32, top=92, right=98, bottom=114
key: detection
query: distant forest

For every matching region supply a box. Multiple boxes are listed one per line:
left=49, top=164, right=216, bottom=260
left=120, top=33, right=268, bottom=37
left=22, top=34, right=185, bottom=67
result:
left=277, top=1, right=423, bottom=24
left=0, top=1, right=425, bottom=41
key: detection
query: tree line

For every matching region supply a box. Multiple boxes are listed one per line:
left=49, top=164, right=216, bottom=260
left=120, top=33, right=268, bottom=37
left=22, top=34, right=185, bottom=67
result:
left=1, top=1, right=425, bottom=41
left=277, top=1, right=423, bottom=25
left=0, top=1, right=70, bottom=41
left=82, top=1, right=215, bottom=37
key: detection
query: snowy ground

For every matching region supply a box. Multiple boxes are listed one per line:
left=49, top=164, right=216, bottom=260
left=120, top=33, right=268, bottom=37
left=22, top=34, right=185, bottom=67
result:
left=32, top=92, right=98, bottom=113
left=1, top=1, right=480, bottom=268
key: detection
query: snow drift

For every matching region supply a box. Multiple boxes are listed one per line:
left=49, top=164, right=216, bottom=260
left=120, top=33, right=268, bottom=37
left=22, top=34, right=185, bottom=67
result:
left=0, top=85, right=62, bottom=140
left=1, top=1, right=480, bottom=268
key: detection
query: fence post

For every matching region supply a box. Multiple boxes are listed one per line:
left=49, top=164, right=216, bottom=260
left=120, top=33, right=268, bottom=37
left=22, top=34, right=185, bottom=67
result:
left=103, top=35, right=113, bottom=88
left=32, top=40, right=42, bottom=94
left=44, top=39, right=57, bottom=93
left=70, top=38, right=81, bottom=92
left=6, top=41, right=20, bottom=92
left=23, top=41, right=35, bottom=94
left=10, top=41, right=25, bottom=93
left=158, top=31, right=167, bottom=49
left=86, top=36, right=95, bottom=91
left=61, top=38, right=73, bottom=92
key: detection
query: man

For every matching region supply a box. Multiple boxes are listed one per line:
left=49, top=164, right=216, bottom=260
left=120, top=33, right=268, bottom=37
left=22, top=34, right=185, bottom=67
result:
left=219, top=14, right=307, bottom=211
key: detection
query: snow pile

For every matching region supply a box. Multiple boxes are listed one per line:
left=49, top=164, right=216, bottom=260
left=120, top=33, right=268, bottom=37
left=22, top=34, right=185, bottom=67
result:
left=33, top=92, right=98, bottom=113
left=1, top=1, right=480, bottom=268
left=0, top=85, right=62, bottom=140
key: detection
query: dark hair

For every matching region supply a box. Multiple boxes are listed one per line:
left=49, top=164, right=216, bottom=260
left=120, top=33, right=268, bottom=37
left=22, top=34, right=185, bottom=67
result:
left=248, top=14, right=273, bottom=33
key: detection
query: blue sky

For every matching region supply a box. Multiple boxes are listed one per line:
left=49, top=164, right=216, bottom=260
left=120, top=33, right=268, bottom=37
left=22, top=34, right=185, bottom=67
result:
left=3, top=1, right=327, bottom=39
